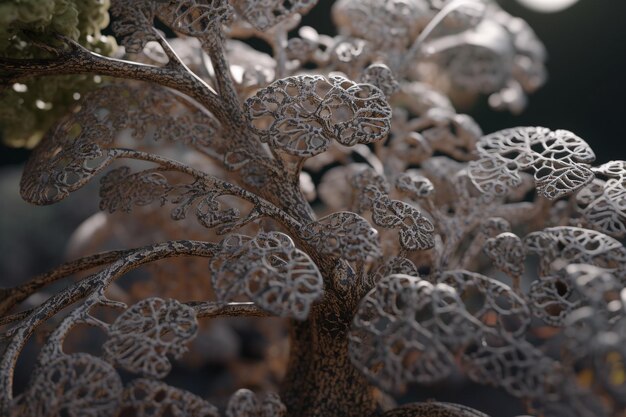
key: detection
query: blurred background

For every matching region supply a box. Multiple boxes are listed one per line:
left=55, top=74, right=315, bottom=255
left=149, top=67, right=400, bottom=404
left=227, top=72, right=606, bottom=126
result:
left=1, top=0, right=625, bottom=414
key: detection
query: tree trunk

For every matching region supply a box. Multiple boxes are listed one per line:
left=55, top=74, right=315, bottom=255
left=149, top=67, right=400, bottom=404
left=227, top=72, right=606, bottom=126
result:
left=280, top=294, right=378, bottom=417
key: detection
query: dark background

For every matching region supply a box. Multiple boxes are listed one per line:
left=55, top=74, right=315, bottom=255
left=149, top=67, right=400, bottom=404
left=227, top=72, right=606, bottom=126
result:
left=1, top=0, right=625, bottom=165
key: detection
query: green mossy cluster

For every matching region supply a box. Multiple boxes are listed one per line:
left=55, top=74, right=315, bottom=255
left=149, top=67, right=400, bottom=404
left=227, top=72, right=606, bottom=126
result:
left=0, top=0, right=117, bottom=148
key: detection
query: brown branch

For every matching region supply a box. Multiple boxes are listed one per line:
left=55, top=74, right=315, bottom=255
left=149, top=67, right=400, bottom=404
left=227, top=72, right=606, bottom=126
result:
left=0, top=36, right=232, bottom=126
left=0, top=240, right=218, bottom=412
left=0, top=249, right=134, bottom=317
left=185, top=301, right=273, bottom=319
left=0, top=310, right=31, bottom=327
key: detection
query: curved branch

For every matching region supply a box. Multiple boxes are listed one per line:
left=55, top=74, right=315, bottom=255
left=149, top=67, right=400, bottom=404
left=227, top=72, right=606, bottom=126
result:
left=0, top=240, right=217, bottom=413
left=0, top=35, right=232, bottom=126
left=0, top=249, right=134, bottom=317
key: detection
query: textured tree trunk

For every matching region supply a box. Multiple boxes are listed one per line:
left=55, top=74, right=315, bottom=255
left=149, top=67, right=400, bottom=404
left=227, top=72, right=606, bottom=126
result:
left=280, top=290, right=378, bottom=417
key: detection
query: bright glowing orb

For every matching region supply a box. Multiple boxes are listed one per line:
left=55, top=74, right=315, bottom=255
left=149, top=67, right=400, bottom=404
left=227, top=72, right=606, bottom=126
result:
left=516, top=0, right=579, bottom=13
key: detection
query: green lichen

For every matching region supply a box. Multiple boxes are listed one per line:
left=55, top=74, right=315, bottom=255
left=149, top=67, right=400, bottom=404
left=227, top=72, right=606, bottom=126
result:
left=0, top=0, right=117, bottom=148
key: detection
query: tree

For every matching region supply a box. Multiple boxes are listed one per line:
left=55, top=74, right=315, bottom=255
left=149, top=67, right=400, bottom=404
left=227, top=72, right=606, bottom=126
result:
left=1, top=1, right=625, bottom=416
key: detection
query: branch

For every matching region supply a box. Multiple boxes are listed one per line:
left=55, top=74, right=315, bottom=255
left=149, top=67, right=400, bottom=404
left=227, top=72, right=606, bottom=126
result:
left=0, top=240, right=218, bottom=412
left=111, top=148, right=304, bottom=234
left=186, top=301, right=273, bottom=319
left=271, top=22, right=289, bottom=79
left=200, top=36, right=245, bottom=128
left=0, top=35, right=232, bottom=126
left=0, top=249, right=134, bottom=317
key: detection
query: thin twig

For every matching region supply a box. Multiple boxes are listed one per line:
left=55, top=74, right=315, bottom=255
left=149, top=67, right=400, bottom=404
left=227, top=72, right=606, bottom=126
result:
left=111, top=148, right=304, bottom=233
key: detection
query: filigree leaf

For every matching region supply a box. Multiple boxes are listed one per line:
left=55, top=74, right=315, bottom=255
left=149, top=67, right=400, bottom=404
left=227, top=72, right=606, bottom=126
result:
left=528, top=275, right=579, bottom=327
left=411, top=108, right=482, bottom=162
left=19, top=353, right=122, bottom=417
left=531, top=265, right=620, bottom=328
left=369, top=257, right=418, bottom=287
left=245, top=74, right=391, bottom=156
left=100, top=167, right=170, bottom=213
left=567, top=264, right=623, bottom=306
left=483, top=232, right=525, bottom=278
left=20, top=83, right=221, bottom=205
left=350, top=166, right=390, bottom=213
left=300, top=211, right=381, bottom=262
left=226, top=389, right=259, bottom=417
left=157, top=0, right=233, bottom=37
left=576, top=168, right=626, bottom=238
left=103, top=297, right=198, bottom=379
left=460, top=333, right=559, bottom=399
left=433, top=28, right=511, bottom=95
left=332, top=0, right=430, bottom=50
left=593, top=160, right=626, bottom=179
left=524, top=227, right=626, bottom=278
left=111, top=0, right=158, bottom=54
left=438, top=270, right=531, bottom=338
left=395, top=171, right=435, bottom=199
left=371, top=196, right=435, bottom=251
left=359, top=63, right=400, bottom=98
left=468, top=127, right=595, bottom=199
left=349, top=274, right=464, bottom=391
left=210, top=232, right=323, bottom=319
left=232, top=0, right=319, bottom=31
left=195, top=193, right=241, bottom=230
left=118, top=378, right=219, bottom=417
left=226, top=389, right=287, bottom=417
left=20, top=117, right=116, bottom=205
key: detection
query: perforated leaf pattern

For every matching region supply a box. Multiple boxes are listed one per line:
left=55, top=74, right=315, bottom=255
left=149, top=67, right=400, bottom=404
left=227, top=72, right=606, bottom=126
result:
left=18, top=354, right=122, bottom=417
left=483, top=232, right=525, bottom=278
left=232, top=0, right=319, bottom=31
left=349, top=274, right=460, bottom=391
left=349, top=168, right=435, bottom=251
left=103, top=298, right=198, bottom=378
left=438, top=270, right=531, bottom=338
left=245, top=74, right=391, bottom=156
left=468, top=127, right=595, bottom=199
left=332, top=0, right=430, bottom=50
left=576, top=161, right=626, bottom=238
left=157, top=0, right=233, bottom=37
left=226, top=389, right=287, bottom=417
left=99, top=167, right=170, bottom=213
left=20, top=83, right=221, bottom=205
left=210, top=232, right=323, bottom=319
left=118, top=378, right=219, bottom=417
left=524, top=227, right=626, bottom=278
left=300, top=211, right=381, bottom=261
left=111, top=0, right=158, bottom=54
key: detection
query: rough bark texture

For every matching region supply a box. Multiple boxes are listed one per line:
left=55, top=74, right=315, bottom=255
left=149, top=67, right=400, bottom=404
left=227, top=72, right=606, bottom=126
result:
left=281, top=281, right=378, bottom=417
